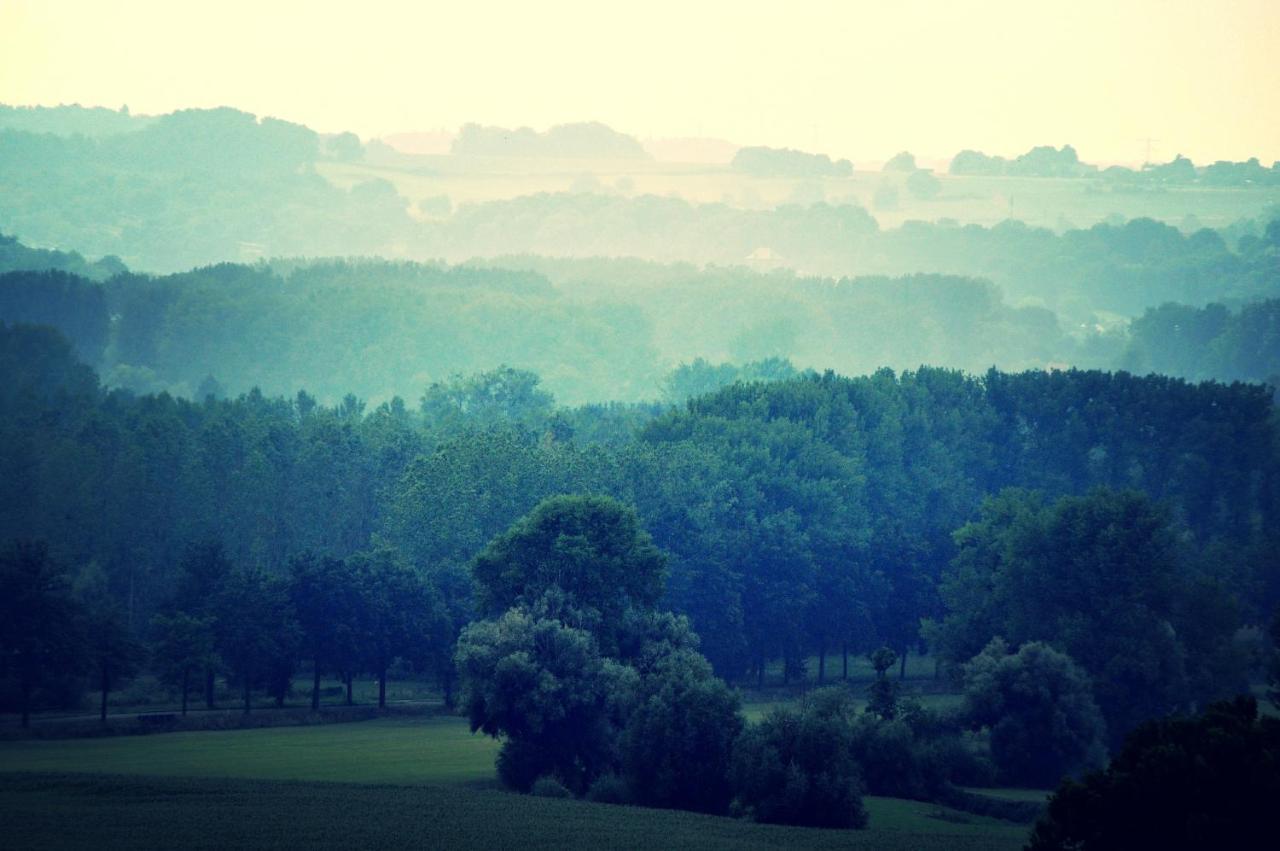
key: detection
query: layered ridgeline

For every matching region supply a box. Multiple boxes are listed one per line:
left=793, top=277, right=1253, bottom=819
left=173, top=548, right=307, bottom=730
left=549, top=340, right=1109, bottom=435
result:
left=3, top=233, right=1279, bottom=404
left=2, top=105, right=1277, bottom=329
left=2, top=322, right=1276, bottom=745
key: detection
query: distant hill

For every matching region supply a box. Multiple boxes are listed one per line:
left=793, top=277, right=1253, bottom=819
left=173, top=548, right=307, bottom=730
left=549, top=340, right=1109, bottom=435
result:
left=0, top=103, right=154, bottom=137
left=451, top=122, right=650, bottom=159
left=0, top=232, right=125, bottom=280
left=731, top=146, right=853, bottom=178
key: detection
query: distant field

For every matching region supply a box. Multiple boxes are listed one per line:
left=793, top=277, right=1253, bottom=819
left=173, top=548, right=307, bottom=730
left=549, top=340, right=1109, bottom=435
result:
left=0, top=713, right=1031, bottom=850
left=318, top=157, right=1280, bottom=231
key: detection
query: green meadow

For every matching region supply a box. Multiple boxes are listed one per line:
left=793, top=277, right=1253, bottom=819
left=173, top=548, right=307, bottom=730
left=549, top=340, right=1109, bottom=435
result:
left=0, top=713, right=1031, bottom=850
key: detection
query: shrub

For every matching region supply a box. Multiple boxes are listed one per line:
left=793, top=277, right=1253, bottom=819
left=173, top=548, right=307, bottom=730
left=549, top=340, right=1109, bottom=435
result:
left=530, top=775, right=573, bottom=799
left=1029, top=697, right=1280, bottom=850
left=585, top=773, right=631, bottom=805
left=620, top=647, right=741, bottom=814
left=496, top=738, right=555, bottom=793
left=730, top=688, right=868, bottom=829
left=962, top=639, right=1107, bottom=787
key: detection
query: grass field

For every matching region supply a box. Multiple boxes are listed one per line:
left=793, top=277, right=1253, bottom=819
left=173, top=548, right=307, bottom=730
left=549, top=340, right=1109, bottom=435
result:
left=0, top=713, right=1032, bottom=850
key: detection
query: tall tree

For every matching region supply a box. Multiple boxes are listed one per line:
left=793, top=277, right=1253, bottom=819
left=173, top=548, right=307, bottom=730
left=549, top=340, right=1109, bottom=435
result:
left=149, top=612, right=216, bottom=715
left=213, top=565, right=296, bottom=714
left=288, top=552, right=360, bottom=712
left=471, top=495, right=666, bottom=655
left=351, top=547, right=441, bottom=710
left=0, top=541, right=85, bottom=727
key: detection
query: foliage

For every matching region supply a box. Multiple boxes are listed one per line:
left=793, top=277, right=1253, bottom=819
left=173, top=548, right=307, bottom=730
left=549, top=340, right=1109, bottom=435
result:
left=1123, top=296, right=1280, bottom=384
left=961, top=638, right=1107, bottom=786
left=148, top=612, right=216, bottom=712
left=866, top=647, right=900, bottom=719
left=456, top=608, right=632, bottom=792
left=0, top=541, right=87, bottom=724
left=620, top=645, right=743, bottom=813
left=1028, top=697, right=1280, bottom=851
left=529, top=775, right=574, bottom=798
left=730, top=688, right=869, bottom=828
left=584, top=772, right=631, bottom=804
left=731, top=146, right=853, bottom=178
left=470, top=495, right=666, bottom=654
left=936, top=487, right=1254, bottom=742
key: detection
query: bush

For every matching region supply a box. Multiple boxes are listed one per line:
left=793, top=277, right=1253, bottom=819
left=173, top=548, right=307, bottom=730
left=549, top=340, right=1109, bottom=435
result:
left=1029, top=697, right=1280, bottom=850
left=962, top=639, right=1108, bottom=787
left=620, top=648, right=741, bottom=814
left=496, top=738, right=554, bottom=793
left=849, top=701, right=996, bottom=800
left=530, top=775, right=574, bottom=799
left=730, top=688, right=868, bottom=829
left=585, top=773, right=631, bottom=805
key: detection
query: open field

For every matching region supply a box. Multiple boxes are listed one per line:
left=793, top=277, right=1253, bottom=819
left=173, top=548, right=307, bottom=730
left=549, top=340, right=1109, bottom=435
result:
left=0, top=772, right=1031, bottom=851
left=0, top=713, right=1032, bottom=850
left=0, top=716, right=499, bottom=785
left=318, top=157, right=1280, bottom=231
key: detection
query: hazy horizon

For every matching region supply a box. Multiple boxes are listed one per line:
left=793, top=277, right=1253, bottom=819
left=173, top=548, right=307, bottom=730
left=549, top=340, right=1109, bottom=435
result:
left=3, top=0, right=1278, bottom=166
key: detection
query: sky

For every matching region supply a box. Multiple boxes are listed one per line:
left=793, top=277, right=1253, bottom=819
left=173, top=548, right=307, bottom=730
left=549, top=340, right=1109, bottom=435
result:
left=2, top=0, right=1278, bottom=166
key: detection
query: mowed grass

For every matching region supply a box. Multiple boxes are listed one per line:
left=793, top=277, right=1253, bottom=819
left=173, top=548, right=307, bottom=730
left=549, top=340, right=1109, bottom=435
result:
left=0, top=773, right=1029, bottom=851
left=0, top=714, right=1031, bottom=850
left=0, top=715, right=499, bottom=786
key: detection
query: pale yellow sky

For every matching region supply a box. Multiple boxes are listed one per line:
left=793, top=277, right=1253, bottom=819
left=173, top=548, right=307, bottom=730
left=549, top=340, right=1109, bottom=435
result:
left=1, top=0, right=1277, bottom=165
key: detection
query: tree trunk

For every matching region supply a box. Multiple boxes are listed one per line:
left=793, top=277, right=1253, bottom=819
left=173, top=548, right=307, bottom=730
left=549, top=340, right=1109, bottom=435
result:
left=181, top=667, right=190, bottom=716
left=442, top=670, right=455, bottom=709
left=817, top=641, right=827, bottom=684
left=205, top=667, right=216, bottom=709
left=312, top=663, right=322, bottom=712
left=757, top=657, right=765, bottom=688
left=242, top=678, right=251, bottom=715
left=842, top=643, right=849, bottom=681
left=378, top=668, right=387, bottom=709
left=344, top=672, right=353, bottom=705
left=899, top=646, right=908, bottom=680
left=100, top=665, right=109, bottom=723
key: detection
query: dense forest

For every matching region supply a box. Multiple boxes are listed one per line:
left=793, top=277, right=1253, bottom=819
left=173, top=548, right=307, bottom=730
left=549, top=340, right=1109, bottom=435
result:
left=4, top=322, right=1274, bottom=706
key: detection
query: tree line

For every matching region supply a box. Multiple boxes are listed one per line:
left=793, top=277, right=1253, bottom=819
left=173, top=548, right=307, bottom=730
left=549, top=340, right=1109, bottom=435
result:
left=2, top=323, right=1275, bottom=738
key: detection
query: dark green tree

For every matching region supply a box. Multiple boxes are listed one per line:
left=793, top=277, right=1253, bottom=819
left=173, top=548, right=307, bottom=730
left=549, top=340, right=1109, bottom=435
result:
left=619, top=643, right=743, bottom=813
left=471, top=495, right=666, bottom=655
left=961, top=638, right=1107, bottom=786
left=866, top=646, right=899, bottom=720
left=456, top=608, right=634, bottom=792
left=213, top=565, right=297, bottom=714
left=1028, top=697, right=1280, bottom=851
left=149, top=612, right=216, bottom=715
left=288, top=552, right=360, bottom=711
left=0, top=541, right=86, bottom=727
left=730, top=688, right=868, bottom=829
left=351, top=547, right=441, bottom=709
